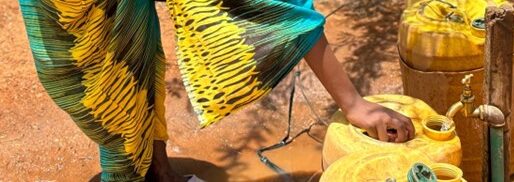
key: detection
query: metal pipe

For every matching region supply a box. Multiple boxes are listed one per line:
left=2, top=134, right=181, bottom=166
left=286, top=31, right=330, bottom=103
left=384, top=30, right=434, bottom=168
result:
left=471, top=105, right=506, bottom=127
left=490, top=127, right=504, bottom=182
left=472, top=105, right=505, bottom=182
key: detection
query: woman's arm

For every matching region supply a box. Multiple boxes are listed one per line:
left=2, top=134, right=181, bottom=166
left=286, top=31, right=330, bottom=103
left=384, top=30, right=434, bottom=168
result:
left=304, top=34, right=415, bottom=143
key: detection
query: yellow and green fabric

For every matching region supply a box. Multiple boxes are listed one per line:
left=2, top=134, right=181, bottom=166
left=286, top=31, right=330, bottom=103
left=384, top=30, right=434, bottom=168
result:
left=19, top=0, right=325, bottom=181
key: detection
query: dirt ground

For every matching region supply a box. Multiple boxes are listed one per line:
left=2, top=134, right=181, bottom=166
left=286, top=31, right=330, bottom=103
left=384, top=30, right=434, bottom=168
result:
left=0, top=0, right=404, bottom=181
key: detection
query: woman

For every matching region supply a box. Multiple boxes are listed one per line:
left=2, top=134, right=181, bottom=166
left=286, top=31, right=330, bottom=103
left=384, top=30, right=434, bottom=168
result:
left=18, top=0, right=414, bottom=181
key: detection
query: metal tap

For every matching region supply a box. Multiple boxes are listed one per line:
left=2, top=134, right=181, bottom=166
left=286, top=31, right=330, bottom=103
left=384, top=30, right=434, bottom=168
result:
left=446, top=74, right=476, bottom=119
left=445, top=74, right=505, bottom=127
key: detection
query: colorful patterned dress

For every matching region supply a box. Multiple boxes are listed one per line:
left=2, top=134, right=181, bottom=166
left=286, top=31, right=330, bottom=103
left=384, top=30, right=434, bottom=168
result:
left=18, top=0, right=325, bottom=181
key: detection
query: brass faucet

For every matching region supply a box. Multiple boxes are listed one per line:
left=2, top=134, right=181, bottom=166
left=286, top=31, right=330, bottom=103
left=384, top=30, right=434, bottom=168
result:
left=446, top=74, right=476, bottom=119
left=445, top=74, right=505, bottom=127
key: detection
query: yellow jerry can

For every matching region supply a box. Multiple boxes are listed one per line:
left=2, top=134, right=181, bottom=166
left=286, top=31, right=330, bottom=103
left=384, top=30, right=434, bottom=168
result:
left=320, top=149, right=466, bottom=182
left=322, top=95, right=462, bottom=170
left=399, top=0, right=488, bottom=72
left=406, top=0, right=507, bottom=10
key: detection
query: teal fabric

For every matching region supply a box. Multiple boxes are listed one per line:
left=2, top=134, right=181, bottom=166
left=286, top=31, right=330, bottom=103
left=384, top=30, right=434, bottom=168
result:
left=18, top=0, right=325, bottom=181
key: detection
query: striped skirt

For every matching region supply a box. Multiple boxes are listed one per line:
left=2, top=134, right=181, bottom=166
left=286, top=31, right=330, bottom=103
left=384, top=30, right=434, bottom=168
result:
left=18, top=0, right=325, bottom=181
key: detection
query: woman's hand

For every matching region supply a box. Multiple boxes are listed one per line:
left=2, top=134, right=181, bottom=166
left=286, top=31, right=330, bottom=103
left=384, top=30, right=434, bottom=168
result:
left=303, top=34, right=414, bottom=143
left=345, top=98, right=415, bottom=143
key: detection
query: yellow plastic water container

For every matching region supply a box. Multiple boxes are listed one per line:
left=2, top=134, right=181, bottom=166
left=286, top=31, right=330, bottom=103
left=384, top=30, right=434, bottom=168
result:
left=320, top=149, right=466, bottom=182
left=406, top=0, right=507, bottom=11
left=399, top=0, right=487, bottom=72
left=322, top=95, right=462, bottom=169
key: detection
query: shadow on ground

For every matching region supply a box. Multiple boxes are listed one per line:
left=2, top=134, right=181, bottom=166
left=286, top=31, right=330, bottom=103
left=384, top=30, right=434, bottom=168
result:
left=89, top=157, right=320, bottom=182
left=89, top=157, right=229, bottom=182
left=253, top=172, right=322, bottom=182
left=329, top=0, right=404, bottom=95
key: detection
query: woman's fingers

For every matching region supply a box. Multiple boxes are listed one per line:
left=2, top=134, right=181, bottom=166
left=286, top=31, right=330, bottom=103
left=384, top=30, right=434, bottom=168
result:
left=391, top=119, right=407, bottom=143
left=396, top=129, right=408, bottom=143
left=395, top=113, right=415, bottom=140
left=390, top=114, right=415, bottom=142
left=377, top=122, right=389, bottom=142
left=366, top=127, right=379, bottom=140
left=349, top=103, right=416, bottom=143
left=404, top=117, right=415, bottom=140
